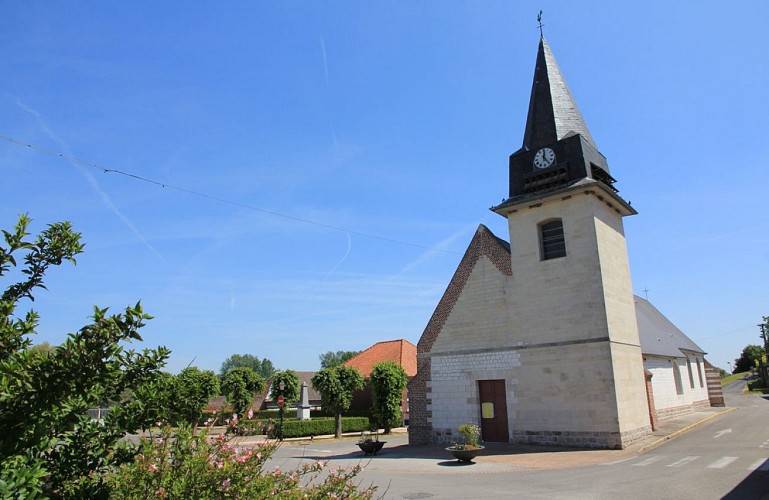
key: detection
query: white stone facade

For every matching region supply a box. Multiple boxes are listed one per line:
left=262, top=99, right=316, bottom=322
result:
left=428, top=349, right=520, bottom=440
left=645, top=355, right=710, bottom=419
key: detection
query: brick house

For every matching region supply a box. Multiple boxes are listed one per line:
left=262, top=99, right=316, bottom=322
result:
left=344, top=339, right=417, bottom=425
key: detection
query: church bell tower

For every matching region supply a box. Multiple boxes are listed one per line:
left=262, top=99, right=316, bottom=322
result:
left=491, top=35, right=652, bottom=448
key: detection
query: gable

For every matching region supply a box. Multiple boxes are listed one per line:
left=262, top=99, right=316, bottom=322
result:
left=417, top=224, right=512, bottom=354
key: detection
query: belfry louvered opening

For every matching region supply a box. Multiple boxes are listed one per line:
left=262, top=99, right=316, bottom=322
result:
left=539, top=219, right=566, bottom=260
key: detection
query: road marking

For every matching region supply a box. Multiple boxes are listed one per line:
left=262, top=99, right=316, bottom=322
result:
left=600, top=456, right=636, bottom=466
left=760, top=440, right=769, bottom=449
left=667, top=456, right=700, bottom=468
left=707, top=457, right=739, bottom=469
left=633, top=456, right=663, bottom=467
left=714, top=429, right=732, bottom=439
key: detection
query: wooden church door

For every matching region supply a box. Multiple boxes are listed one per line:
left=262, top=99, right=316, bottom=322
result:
left=478, top=379, right=509, bottom=442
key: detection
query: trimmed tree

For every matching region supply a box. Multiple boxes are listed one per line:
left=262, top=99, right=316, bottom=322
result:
left=222, top=367, right=265, bottom=416
left=269, top=370, right=301, bottom=406
left=172, top=366, right=220, bottom=427
left=369, top=361, right=409, bottom=434
left=312, top=366, right=364, bottom=438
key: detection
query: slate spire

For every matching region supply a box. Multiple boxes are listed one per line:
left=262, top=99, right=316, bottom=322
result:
left=522, top=36, right=595, bottom=151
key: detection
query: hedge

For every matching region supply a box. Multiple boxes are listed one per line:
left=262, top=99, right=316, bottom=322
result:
left=262, top=417, right=370, bottom=439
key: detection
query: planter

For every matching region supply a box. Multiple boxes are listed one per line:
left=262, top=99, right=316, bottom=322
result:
left=446, top=445, right=484, bottom=463
left=358, top=441, right=386, bottom=455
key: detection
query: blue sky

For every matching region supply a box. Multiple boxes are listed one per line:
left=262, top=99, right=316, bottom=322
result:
left=1, top=2, right=767, bottom=374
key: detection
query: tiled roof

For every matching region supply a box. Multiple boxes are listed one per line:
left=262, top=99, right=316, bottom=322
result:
left=344, top=339, right=417, bottom=377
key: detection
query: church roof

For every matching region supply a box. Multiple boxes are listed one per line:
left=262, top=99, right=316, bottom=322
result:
left=635, top=295, right=705, bottom=358
left=521, top=36, right=596, bottom=152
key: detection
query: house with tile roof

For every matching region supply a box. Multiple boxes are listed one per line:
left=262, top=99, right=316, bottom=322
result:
left=344, top=339, right=417, bottom=425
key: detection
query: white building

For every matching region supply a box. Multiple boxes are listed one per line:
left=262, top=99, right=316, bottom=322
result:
left=407, top=34, right=718, bottom=450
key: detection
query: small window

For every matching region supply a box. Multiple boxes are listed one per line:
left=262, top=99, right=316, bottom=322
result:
left=539, top=219, right=566, bottom=260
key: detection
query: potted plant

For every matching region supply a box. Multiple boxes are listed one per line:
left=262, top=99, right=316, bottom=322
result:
left=446, top=422, right=484, bottom=462
left=357, top=430, right=385, bottom=455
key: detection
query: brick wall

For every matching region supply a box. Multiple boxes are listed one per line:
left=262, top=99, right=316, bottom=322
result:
left=704, top=359, right=725, bottom=407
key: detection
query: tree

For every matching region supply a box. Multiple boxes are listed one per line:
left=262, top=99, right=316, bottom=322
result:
left=312, top=366, right=364, bottom=438
left=171, top=366, right=220, bottom=427
left=219, top=353, right=275, bottom=380
left=369, top=361, right=409, bottom=434
left=27, top=341, right=54, bottom=355
left=222, top=367, right=265, bottom=416
left=269, top=370, right=301, bottom=406
left=733, top=344, right=764, bottom=373
left=0, top=214, right=170, bottom=497
left=319, top=350, right=361, bottom=369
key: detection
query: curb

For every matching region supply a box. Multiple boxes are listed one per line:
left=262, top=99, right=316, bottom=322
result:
left=637, top=407, right=738, bottom=453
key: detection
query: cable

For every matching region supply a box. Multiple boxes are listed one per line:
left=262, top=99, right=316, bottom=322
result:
left=0, top=134, right=462, bottom=255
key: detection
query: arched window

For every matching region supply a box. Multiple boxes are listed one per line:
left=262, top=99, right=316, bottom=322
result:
left=539, top=219, right=566, bottom=260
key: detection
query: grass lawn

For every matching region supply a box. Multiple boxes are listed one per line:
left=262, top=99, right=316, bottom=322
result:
left=721, top=371, right=750, bottom=385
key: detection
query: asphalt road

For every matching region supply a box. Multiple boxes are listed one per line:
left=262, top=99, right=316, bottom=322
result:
left=266, top=390, right=769, bottom=499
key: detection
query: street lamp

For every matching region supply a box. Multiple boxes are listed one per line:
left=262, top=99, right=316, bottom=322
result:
left=278, top=380, right=285, bottom=441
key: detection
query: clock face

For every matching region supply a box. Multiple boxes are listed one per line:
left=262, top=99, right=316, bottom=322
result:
left=533, top=147, right=556, bottom=169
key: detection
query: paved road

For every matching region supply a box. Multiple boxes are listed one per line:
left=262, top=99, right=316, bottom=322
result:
left=723, top=376, right=749, bottom=394
left=265, top=390, right=769, bottom=499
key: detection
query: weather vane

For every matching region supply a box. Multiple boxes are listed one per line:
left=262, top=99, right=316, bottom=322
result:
left=537, top=10, right=544, bottom=37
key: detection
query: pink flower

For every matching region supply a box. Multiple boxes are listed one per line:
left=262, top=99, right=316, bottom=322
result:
left=148, top=463, right=158, bottom=473
left=247, top=409, right=254, bottom=419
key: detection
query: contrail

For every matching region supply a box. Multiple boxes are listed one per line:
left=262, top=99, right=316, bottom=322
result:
left=14, top=99, right=166, bottom=262
left=325, top=231, right=352, bottom=280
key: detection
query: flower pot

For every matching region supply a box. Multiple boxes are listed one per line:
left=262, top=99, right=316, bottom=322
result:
left=446, top=445, right=484, bottom=463
left=358, top=441, right=386, bottom=455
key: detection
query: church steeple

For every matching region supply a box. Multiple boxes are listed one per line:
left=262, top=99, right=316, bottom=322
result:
left=494, top=34, right=632, bottom=214
left=522, top=36, right=595, bottom=152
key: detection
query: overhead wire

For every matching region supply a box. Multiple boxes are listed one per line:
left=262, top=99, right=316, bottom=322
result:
left=0, top=134, right=462, bottom=255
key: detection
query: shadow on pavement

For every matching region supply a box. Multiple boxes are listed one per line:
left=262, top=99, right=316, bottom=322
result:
left=722, top=464, right=769, bottom=499
left=289, top=441, right=610, bottom=463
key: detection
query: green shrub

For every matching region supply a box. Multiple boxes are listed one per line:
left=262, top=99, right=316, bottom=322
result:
left=266, top=417, right=370, bottom=439
left=256, top=409, right=282, bottom=419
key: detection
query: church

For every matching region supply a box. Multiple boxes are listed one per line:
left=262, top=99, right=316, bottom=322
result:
left=407, top=35, right=715, bottom=450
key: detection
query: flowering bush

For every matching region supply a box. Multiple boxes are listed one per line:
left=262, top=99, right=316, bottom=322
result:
left=104, top=424, right=376, bottom=499
left=456, top=423, right=481, bottom=449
